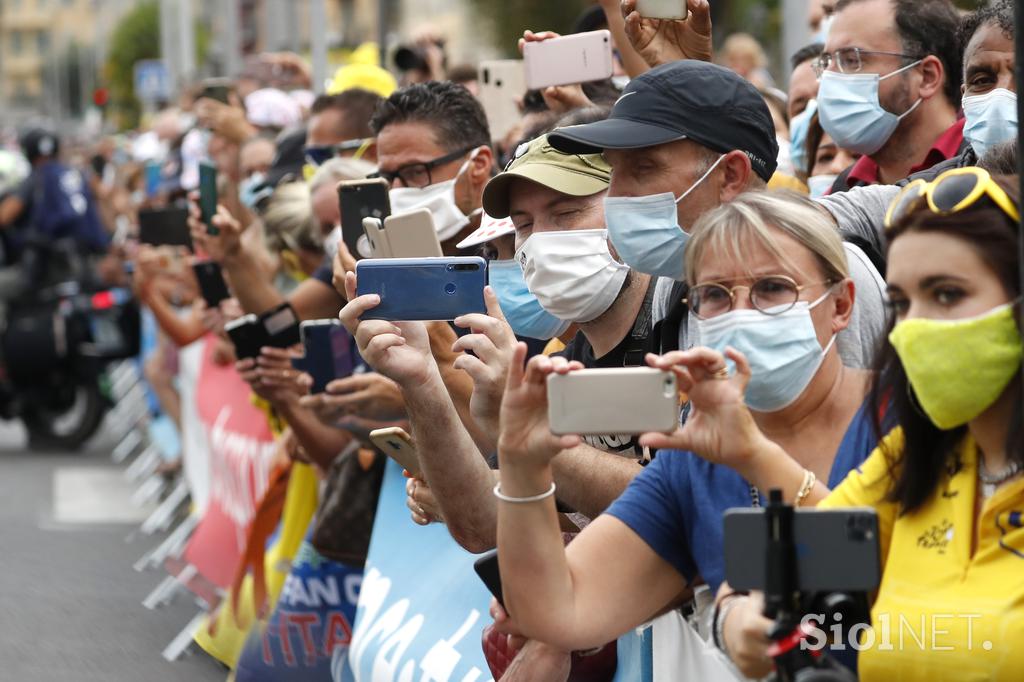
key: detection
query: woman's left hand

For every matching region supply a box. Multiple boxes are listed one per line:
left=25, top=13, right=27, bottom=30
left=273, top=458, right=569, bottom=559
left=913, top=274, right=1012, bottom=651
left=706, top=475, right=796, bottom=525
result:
left=639, top=347, right=769, bottom=471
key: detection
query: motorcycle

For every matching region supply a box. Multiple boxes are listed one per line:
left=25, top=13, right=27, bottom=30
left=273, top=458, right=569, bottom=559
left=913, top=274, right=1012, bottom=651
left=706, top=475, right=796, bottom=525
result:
left=0, top=238, right=140, bottom=450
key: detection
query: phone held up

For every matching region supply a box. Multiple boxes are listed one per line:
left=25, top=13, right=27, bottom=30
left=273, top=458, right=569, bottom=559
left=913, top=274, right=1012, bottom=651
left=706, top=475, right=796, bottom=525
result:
left=291, top=319, right=354, bottom=394
left=355, top=256, right=488, bottom=321
left=547, top=368, right=679, bottom=436
left=369, top=426, right=422, bottom=478
left=198, top=161, right=218, bottom=236
left=338, top=178, right=391, bottom=260
left=522, top=30, right=614, bottom=91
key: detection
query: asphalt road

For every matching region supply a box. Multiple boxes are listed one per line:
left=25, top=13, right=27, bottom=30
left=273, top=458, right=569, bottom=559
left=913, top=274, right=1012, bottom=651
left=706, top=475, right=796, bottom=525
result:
left=0, top=419, right=226, bottom=682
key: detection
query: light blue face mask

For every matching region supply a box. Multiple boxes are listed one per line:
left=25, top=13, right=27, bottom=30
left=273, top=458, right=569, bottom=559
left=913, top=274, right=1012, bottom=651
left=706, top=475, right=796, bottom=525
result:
left=488, top=259, right=571, bottom=341
left=603, top=155, right=725, bottom=281
left=817, top=61, right=922, bottom=156
left=239, top=172, right=268, bottom=210
left=789, top=99, right=818, bottom=176
left=807, top=174, right=838, bottom=199
left=695, top=291, right=836, bottom=412
left=962, top=88, right=1018, bottom=160
left=812, top=14, right=834, bottom=45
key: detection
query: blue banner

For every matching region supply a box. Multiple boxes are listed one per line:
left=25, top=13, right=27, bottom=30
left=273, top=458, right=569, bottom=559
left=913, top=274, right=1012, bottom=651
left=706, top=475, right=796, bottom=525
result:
left=236, top=539, right=362, bottom=681
left=333, top=459, right=495, bottom=682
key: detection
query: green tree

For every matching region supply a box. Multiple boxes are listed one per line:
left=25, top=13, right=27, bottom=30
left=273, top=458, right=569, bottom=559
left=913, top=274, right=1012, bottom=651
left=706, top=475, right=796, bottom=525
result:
left=105, top=1, right=160, bottom=129
left=466, top=0, right=592, bottom=58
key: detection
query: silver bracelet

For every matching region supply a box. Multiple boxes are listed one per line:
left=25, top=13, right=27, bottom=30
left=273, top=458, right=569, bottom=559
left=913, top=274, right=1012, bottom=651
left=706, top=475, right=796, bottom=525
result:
left=492, top=481, right=556, bottom=503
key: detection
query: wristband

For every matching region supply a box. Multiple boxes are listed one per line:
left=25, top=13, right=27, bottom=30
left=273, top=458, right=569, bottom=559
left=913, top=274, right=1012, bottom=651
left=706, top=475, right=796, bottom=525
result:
left=492, top=481, right=556, bottom=504
left=713, top=593, right=747, bottom=657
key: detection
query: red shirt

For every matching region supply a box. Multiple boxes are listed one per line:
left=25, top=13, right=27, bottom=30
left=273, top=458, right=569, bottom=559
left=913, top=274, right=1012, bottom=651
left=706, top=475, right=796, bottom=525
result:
left=846, top=117, right=966, bottom=187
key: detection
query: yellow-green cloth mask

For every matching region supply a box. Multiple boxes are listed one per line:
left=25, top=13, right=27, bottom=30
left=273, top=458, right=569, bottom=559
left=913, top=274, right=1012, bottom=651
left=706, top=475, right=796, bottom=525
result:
left=889, top=302, right=1023, bottom=430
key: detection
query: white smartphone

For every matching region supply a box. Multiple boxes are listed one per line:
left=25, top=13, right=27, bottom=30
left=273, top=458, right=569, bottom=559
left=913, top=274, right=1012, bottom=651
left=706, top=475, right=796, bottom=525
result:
left=478, top=60, right=527, bottom=142
left=522, top=30, right=614, bottom=91
left=383, top=209, right=443, bottom=258
left=547, top=368, right=679, bottom=436
left=362, top=216, right=391, bottom=258
left=636, top=0, right=688, bottom=20
left=369, top=426, right=422, bottom=477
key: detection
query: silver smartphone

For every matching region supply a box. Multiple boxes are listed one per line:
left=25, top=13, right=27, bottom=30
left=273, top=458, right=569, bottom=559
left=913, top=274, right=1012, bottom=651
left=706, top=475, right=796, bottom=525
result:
left=547, top=368, right=679, bottom=436
left=383, top=209, right=443, bottom=258
left=636, top=0, right=689, bottom=20
left=523, top=30, right=614, bottom=91
left=478, top=59, right=527, bottom=142
left=362, top=216, right=390, bottom=258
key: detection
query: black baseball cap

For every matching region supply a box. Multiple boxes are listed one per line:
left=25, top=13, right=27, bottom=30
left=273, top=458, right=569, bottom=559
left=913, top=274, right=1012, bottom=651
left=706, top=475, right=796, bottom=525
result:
left=263, top=125, right=307, bottom=189
left=548, top=61, right=779, bottom=182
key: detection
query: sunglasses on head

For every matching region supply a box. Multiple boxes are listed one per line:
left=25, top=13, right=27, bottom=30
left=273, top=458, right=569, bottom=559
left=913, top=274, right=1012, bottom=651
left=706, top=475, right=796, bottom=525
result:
left=884, top=166, right=1020, bottom=231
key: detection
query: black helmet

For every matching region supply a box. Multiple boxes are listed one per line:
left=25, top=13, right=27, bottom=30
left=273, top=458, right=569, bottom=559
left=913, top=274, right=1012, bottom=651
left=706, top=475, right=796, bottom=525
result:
left=19, top=127, right=60, bottom=163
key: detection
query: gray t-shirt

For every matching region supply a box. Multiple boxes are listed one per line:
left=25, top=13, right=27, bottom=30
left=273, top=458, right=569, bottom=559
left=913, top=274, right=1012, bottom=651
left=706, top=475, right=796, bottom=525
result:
left=652, top=241, right=888, bottom=370
left=816, top=184, right=901, bottom=257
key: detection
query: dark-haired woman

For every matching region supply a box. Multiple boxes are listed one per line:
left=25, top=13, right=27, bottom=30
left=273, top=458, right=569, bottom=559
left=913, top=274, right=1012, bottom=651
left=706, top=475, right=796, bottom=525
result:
left=720, top=168, right=1024, bottom=680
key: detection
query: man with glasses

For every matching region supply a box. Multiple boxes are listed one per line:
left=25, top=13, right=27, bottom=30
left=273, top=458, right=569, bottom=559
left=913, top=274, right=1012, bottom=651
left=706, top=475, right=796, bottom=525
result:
left=818, top=0, right=962, bottom=192
left=303, top=89, right=383, bottom=176
left=368, top=81, right=495, bottom=253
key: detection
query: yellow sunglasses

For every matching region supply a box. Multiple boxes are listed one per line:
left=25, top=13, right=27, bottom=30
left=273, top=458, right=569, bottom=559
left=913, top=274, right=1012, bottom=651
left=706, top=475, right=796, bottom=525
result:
left=884, top=166, right=1021, bottom=231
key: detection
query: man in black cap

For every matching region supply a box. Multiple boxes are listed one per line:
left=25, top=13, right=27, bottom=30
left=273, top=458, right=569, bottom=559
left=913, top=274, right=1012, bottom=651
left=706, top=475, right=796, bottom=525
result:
left=548, top=59, right=888, bottom=369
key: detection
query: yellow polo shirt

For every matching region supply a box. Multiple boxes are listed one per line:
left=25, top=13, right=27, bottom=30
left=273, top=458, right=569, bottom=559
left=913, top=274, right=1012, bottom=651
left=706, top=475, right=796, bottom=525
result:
left=821, top=430, right=1024, bottom=680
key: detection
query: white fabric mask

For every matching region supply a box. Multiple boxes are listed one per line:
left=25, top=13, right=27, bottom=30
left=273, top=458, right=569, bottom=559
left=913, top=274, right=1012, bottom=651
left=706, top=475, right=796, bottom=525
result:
left=388, top=149, right=482, bottom=242
left=516, top=229, right=629, bottom=323
left=324, top=224, right=342, bottom=258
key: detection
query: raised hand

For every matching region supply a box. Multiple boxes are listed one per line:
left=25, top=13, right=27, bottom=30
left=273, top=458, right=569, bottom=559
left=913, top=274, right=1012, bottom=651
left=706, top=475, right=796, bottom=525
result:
left=639, top=347, right=768, bottom=470
left=187, top=193, right=244, bottom=262
left=337, top=271, right=437, bottom=388
left=498, top=345, right=583, bottom=469
left=452, top=286, right=517, bottom=435
left=299, top=372, right=407, bottom=424
left=622, top=0, right=713, bottom=67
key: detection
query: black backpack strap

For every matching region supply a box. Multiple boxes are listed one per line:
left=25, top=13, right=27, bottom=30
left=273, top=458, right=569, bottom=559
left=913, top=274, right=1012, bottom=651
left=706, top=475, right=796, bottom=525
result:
left=622, top=280, right=657, bottom=367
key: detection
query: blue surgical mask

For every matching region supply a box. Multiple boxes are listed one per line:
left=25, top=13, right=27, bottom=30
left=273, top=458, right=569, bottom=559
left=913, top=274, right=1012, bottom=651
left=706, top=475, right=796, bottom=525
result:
left=239, top=172, right=268, bottom=210
left=789, top=99, right=818, bottom=176
left=812, top=14, right=834, bottom=45
left=603, top=155, right=725, bottom=281
left=807, top=174, right=837, bottom=199
left=817, top=62, right=922, bottom=156
left=489, top=259, right=571, bottom=340
left=694, top=292, right=836, bottom=412
left=963, top=88, right=1018, bottom=160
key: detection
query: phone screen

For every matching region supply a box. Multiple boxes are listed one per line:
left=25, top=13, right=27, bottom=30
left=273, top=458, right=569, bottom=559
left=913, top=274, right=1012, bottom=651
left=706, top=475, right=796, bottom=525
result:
left=199, top=162, right=218, bottom=235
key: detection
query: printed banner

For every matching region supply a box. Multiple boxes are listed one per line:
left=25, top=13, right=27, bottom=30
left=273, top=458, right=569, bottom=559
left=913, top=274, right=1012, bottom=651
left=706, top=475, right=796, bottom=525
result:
left=235, top=538, right=362, bottom=681
left=178, top=337, right=278, bottom=589
left=333, top=459, right=495, bottom=682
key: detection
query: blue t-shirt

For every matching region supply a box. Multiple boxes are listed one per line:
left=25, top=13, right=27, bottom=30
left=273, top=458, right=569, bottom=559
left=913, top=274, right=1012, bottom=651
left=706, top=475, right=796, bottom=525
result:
left=606, top=400, right=880, bottom=593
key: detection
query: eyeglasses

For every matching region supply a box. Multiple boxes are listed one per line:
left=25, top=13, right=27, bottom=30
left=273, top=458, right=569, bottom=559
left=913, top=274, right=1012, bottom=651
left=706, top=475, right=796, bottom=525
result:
left=686, top=276, right=835, bottom=320
left=812, top=47, right=922, bottom=78
left=884, top=166, right=1021, bottom=231
left=370, top=145, right=477, bottom=188
left=303, top=138, right=375, bottom=167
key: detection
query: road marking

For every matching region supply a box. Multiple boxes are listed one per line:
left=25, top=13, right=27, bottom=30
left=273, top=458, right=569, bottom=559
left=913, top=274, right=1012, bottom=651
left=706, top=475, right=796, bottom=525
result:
left=52, top=466, right=157, bottom=524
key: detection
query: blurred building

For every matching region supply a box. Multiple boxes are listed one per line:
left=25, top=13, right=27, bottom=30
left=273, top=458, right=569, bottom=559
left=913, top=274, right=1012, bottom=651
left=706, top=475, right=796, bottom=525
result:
left=0, top=0, right=142, bottom=122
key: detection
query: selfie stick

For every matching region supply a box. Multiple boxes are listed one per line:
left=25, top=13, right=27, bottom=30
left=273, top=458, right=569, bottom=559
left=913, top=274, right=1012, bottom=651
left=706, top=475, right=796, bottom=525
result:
left=762, top=490, right=856, bottom=682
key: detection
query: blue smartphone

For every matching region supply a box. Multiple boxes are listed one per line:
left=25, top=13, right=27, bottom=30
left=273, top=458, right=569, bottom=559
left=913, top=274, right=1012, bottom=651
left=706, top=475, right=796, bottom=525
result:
left=355, top=257, right=488, bottom=321
left=199, top=160, right=218, bottom=235
left=291, top=320, right=354, bottom=393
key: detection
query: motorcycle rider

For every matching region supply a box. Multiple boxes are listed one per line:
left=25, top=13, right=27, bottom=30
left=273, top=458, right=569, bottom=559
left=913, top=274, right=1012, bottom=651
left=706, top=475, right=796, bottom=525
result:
left=0, top=128, right=108, bottom=299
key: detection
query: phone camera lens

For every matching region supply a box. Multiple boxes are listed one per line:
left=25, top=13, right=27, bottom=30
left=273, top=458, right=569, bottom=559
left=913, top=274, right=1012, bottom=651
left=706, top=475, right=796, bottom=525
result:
left=446, top=264, right=454, bottom=271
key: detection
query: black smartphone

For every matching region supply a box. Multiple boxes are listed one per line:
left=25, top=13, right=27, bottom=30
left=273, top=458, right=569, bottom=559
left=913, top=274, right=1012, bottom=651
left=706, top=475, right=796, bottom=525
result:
left=723, top=507, right=881, bottom=593
left=473, top=549, right=504, bottom=608
left=258, top=302, right=301, bottom=348
left=138, top=207, right=192, bottom=250
left=192, top=260, right=231, bottom=308
left=338, top=178, right=391, bottom=260
left=225, top=314, right=267, bottom=360
left=290, top=320, right=354, bottom=393
left=199, top=161, right=218, bottom=236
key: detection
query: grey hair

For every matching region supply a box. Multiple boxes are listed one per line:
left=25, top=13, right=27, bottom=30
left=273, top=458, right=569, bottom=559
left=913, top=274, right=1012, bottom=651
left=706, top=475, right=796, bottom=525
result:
left=308, top=156, right=376, bottom=194
left=684, top=190, right=849, bottom=286
left=262, top=181, right=321, bottom=253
